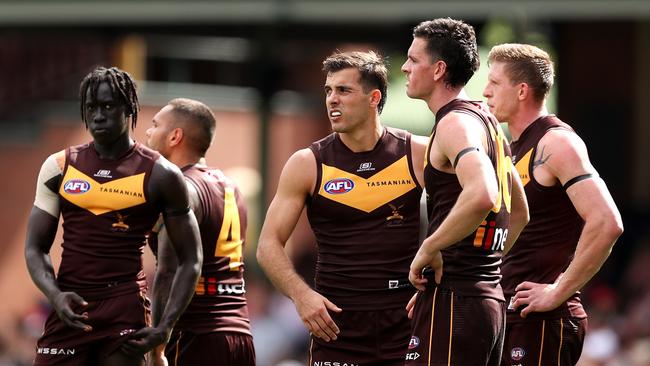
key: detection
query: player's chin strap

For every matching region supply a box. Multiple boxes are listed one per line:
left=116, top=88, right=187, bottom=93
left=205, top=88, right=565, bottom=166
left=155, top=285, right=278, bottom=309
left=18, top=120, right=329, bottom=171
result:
left=562, top=173, right=595, bottom=191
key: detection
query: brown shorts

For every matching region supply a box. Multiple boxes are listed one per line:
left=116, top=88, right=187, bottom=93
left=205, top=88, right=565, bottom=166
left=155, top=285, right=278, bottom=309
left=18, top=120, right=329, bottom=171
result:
left=34, top=290, right=150, bottom=366
left=406, top=286, right=506, bottom=366
left=165, top=331, right=255, bottom=366
left=501, top=317, right=587, bottom=366
left=309, top=307, right=412, bottom=366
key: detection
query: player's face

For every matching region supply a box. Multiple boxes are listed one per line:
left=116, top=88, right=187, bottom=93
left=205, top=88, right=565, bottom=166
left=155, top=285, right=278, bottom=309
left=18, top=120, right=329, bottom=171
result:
left=402, top=37, right=437, bottom=100
left=84, top=81, right=129, bottom=145
left=483, top=61, right=520, bottom=123
left=324, top=68, right=375, bottom=134
left=146, top=104, right=175, bottom=158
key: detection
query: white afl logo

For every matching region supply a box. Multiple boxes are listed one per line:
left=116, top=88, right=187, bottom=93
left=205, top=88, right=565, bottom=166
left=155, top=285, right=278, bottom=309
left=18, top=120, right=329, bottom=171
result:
left=324, top=178, right=354, bottom=194
left=63, top=179, right=91, bottom=194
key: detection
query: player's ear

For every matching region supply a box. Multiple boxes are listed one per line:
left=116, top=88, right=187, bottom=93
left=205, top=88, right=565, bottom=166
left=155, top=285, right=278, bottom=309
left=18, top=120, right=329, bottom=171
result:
left=518, top=83, right=529, bottom=101
left=169, top=127, right=184, bottom=147
left=369, top=89, right=381, bottom=109
left=432, top=60, right=447, bottom=82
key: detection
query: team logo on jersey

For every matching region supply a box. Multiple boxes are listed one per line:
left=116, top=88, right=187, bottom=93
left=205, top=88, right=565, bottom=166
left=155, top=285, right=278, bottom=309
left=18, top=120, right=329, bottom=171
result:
left=386, top=203, right=405, bottom=227
left=324, top=178, right=355, bottom=194
left=111, top=212, right=130, bottom=231
left=408, top=336, right=420, bottom=349
left=511, top=347, right=525, bottom=361
left=63, top=179, right=90, bottom=194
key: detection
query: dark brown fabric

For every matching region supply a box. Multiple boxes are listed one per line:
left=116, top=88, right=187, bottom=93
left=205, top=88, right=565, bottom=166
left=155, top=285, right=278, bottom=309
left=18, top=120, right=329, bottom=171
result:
left=309, top=308, right=412, bottom=366
left=501, top=317, right=587, bottom=366
left=504, top=115, right=586, bottom=321
left=307, top=127, right=422, bottom=310
left=34, top=290, right=150, bottom=365
left=407, top=285, right=506, bottom=366
left=166, top=332, right=255, bottom=366
left=423, top=99, right=512, bottom=300
left=57, top=141, right=159, bottom=299
left=176, top=165, right=251, bottom=335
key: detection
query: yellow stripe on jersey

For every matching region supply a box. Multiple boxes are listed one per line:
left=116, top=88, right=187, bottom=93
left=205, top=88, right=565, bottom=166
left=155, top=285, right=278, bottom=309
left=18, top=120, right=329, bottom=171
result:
left=216, top=186, right=244, bottom=271
left=318, top=156, right=416, bottom=213
left=515, top=148, right=533, bottom=188
left=59, top=165, right=147, bottom=215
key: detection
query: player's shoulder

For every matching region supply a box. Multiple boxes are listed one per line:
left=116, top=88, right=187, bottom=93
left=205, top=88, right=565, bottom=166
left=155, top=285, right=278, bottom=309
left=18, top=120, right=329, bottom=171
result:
left=151, top=154, right=184, bottom=182
left=309, top=132, right=337, bottom=152
left=133, top=142, right=161, bottom=161
left=287, top=147, right=316, bottom=168
left=540, top=127, right=587, bottom=155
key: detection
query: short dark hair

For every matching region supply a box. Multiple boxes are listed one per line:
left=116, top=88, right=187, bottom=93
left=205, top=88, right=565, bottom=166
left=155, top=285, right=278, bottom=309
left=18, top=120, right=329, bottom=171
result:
left=413, top=18, right=480, bottom=88
left=322, top=50, right=389, bottom=113
left=488, top=43, right=554, bottom=103
left=168, top=98, right=216, bottom=156
left=79, top=66, right=139, bottom=129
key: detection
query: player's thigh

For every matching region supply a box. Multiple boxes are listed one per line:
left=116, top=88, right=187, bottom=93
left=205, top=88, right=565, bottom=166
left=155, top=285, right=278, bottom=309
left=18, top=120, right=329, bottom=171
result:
left=502, top=317, right=586, bottom=366
left=166, top=331, right=255, bottom=366
left=98, top=349, right=144, bottom=366
left=408, top=288, right=505, bottom=366
left=310, top=309, right=410, bottom=366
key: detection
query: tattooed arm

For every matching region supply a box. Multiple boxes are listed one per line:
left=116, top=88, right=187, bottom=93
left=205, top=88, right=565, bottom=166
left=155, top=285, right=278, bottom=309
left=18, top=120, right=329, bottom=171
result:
left=513, top=129, right=623, bottom=317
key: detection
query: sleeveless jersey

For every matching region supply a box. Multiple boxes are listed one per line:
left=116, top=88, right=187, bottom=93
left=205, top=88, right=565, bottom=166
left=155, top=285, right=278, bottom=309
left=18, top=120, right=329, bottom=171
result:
left=175, top=165, right=251, bottom=335
left=504, top=115, right=587, bottom=320
left=55, top=142, right=159, bottom=300
left=307, top=127, right=422, bottom=310
left=424, top=99, right=512, bottom=300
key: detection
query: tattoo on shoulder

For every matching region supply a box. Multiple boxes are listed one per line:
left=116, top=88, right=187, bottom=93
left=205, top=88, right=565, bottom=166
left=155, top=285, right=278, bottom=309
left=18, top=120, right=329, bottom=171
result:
left=533, top=145, right=551, bottom=169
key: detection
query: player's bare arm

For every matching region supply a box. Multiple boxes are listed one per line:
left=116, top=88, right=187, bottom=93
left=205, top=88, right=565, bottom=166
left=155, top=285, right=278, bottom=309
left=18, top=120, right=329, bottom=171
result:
left=503, top=162, right=529, bottom=255
left=25, top=155, right=92, bottom=332
left=410, top=134, right=429, bottom=188
left=409, top=112, right=499, bottom=289
left=257, top=148, right=342, bottom=342
left=148, top=180, right=201, bottom=366
left=123, top=158, right=202, bottom=355
left=514, top=129, right=623, bottom=317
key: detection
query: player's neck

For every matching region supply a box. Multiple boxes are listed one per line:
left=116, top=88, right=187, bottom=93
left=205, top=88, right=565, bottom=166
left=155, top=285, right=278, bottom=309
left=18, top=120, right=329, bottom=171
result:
left=509, top=104, right=548, bottom=141
left=93, top=134, right=134, bottom=160
left=168, top=149, right=203, bottom=169
left=428, top=86, right=467, bottom=115
left=339, top=120, right=384, bottom=153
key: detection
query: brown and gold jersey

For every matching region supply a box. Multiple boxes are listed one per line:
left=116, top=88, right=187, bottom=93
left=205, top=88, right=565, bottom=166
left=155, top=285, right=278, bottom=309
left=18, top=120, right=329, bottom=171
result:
left=54, top=142, right=160, bottom=299
left=504, top=115, right=586, bottom=320
left=307, top=127, right=422, bottom=310
left=175, top=165, right=251, bottom=335
left=424, top=99, right=513, bottom=300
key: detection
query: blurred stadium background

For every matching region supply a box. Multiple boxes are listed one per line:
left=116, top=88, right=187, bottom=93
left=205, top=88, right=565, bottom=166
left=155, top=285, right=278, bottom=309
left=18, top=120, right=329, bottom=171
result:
left=1, top=1, right=649, bottom=365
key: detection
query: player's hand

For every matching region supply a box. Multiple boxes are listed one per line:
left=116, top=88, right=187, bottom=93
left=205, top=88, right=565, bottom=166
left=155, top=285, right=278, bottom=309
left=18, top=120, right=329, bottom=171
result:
left=146, top=344, right=168, bottom=366
left=406, top=292, right=418, bottom=319
left=293, top=289, right=342, bottom=342
left=121, top=326, right=169, bottom=357
left=512, top=281, right=563, bottom=318
left=52, top=291, right=91, bottom=332
left=409, top=250, right=443, bottom=291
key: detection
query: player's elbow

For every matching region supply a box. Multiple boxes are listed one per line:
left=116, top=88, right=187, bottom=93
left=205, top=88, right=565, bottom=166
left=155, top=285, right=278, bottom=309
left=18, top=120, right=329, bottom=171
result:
left=256, top=239, right=270, bottom=269
left=603, top=213, right=624, bottom=243
left=474, top=186, right=498, bottom=213
left=591, top=210, right=624, bottom=247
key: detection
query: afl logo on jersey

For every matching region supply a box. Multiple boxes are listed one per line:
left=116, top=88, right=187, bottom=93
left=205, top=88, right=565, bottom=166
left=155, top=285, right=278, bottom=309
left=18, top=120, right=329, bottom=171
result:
left=324, top=178, right=354, bottom=194
left=408, top=336, right=420, bottom=349
left=63, top=179, right=91, bottom=194
left=511, top=347, right=525, bottom=361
